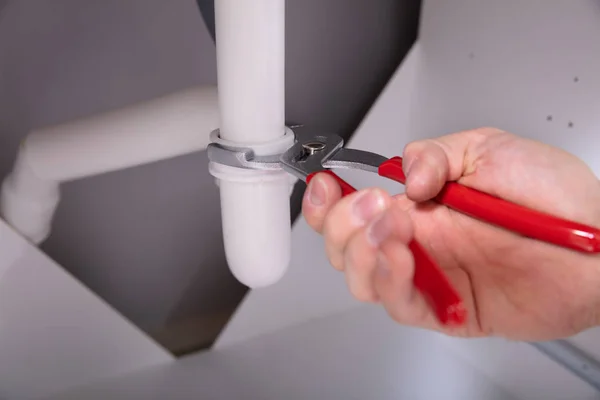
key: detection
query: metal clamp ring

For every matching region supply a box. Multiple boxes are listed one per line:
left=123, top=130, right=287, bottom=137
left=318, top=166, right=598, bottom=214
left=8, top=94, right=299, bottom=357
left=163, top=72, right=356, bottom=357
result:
left=207, top=128, right=295, bottom=171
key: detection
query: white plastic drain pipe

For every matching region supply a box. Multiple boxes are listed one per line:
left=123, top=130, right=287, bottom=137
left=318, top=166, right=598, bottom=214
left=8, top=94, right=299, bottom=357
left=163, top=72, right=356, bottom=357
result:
left=2, top=1, right=293, bottom=289
left=209, top=0, right=293, bottom=288
left=1, top=86, right=220, bottom=243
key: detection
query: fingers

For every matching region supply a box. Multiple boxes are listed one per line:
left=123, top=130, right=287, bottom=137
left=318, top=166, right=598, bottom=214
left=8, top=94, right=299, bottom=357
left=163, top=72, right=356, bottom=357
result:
left=374, top=239, right=439, bottom=327
left=303, top=174, right=393, bottom=271
left=302, top=173, right=343, bottom=234
left=300, top=127, right=508, bottom=332
left=302, top=174, right=453, bottom=329
left=322, top=188, right=391, bottom=271
left=339, top=202, right=439, bottom=329
left=402, top=140, right=450, bottom=202
left=341, top=201, right=434, bottom=322
left=344, top=206, right=413, bottom=302
left=402, top=127, right=505, bottom=202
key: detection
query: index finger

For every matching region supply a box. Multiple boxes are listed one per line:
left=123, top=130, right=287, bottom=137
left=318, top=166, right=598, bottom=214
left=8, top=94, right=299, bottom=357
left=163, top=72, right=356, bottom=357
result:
left=302, top=172, right=343, bottom=233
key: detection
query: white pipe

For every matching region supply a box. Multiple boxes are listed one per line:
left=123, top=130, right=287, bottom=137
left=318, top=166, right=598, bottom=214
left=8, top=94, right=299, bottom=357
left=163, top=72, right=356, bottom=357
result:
left=215, top=0, right=285, bottom=142
left=211, top=0, right=292, bottom=288
left=1, top=86, right=220, bottom=244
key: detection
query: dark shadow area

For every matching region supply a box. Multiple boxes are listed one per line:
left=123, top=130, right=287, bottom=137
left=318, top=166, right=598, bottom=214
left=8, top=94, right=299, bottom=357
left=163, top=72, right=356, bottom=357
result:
left=284, top=0, right=422, bottom=224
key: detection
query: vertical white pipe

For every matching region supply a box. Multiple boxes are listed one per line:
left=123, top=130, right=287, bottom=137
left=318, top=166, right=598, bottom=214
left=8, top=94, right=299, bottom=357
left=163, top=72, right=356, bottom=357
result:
left=212, top=0, right=292, bottom=288
left=215, top=0, right=285, bottom=143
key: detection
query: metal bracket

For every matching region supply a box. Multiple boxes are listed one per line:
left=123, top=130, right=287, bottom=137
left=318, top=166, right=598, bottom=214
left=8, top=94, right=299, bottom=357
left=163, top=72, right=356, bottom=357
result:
left=206, top=143, right=283, bottom=171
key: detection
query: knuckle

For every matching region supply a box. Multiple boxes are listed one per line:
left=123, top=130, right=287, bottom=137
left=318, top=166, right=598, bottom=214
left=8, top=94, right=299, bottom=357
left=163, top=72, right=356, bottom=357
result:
left=386, top=308, right=404, bottom=324
left=381, top=300, right=408, bottom=324
left=403, top=140, right=428, bottom=158
left=346, top=272, right=376, bottom=302
left=303, top=208, right=324, bottom=233
left=352, top=288, right=376, bottom=303
left=322, top=214, right=340, bottom=247
left=326, top=245, right=345, bottom=271
left=322, top=205, right=349, bottom=249
left=345, top=240, right=378, bottom=303
left=322, top=195, right=361, bottom=272
left=324, top=228, right=347, bottom=272
left=469, top=127, right=505, bottom=142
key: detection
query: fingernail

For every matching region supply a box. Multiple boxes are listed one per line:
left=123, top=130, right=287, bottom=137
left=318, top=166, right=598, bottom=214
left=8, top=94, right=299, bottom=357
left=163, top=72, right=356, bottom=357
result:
left=375, top=253, right=389, bottom=277
left=307, top=175, right=326, bottom=206
left=404, top=158, right=419, bottom=177
left=406, top=160, right=427, bottom=188
left=352, top=190, right=386, bottom=224
left=367, top=209, right=394, bottom=246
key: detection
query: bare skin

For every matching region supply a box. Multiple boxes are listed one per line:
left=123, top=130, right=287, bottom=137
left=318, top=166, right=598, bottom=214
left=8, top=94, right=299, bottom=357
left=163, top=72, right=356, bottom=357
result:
left=302, top=127, right=600, bottom=341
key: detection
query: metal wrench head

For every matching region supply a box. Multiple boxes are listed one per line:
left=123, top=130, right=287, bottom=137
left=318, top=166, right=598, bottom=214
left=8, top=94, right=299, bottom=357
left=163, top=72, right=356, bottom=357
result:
left=279, top=134, right=344, bottom=180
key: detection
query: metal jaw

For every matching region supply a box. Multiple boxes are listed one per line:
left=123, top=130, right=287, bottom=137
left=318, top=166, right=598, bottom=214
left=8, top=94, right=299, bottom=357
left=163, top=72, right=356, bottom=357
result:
left=279, top=135, right=344, bottom=180
left=279, top=134, right=388, bottom=180
left=207, top=131, right=388, bottom=179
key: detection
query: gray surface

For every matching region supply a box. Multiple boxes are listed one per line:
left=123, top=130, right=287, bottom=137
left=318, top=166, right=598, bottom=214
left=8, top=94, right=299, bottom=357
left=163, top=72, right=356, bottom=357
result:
left=216, top=0, right=600, bottom=397
left=0, top=0, right=420, bottom=340
left=46, top=306, right=515, bottom=400
left=531, top=340, right=600, bottom=392
left=0, top=220, right=172, bottom=400
left=0, top=0, right=7, bottom=20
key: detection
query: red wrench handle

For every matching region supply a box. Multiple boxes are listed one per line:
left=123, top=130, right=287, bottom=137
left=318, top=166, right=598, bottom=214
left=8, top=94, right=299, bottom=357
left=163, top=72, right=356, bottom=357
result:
left=306, top=170, right=467, bottom=326
left=379, top=157, right=600, bottom=253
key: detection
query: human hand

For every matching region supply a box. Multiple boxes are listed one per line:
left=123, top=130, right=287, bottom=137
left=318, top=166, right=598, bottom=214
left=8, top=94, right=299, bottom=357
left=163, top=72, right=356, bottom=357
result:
left=302, top=127, right=600, bottom=340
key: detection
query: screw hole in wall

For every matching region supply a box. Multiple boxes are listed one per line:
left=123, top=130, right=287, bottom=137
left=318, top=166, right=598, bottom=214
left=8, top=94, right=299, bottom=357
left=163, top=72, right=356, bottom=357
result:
left=568, top=121, right=574, bottom=128
left=546, top=115, right=552, bottom=122
left=574, top=76, right=579, bottom=83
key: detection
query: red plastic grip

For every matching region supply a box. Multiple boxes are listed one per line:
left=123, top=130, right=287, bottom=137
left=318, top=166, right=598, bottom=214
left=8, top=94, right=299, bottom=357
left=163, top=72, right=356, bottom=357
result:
left=307, top=170, right=467, bottom=326
left=409, top=240, right=466, bottom=325
left=378, top=157, right=600, bottom=253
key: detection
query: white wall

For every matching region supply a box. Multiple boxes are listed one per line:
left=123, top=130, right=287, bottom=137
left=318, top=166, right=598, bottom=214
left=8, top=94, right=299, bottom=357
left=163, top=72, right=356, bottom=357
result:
left=0, top=220, right=172, bottom=400
left=411, top=0, right=600, bottom=361
left=219, top=0, right=600, bottom=349
left=49, top=305, right=600, bottom=400
left=216, top=0, right=600, bottom=396
left=412, top=0, right=600, bottom=170
left=46, top=306, right=517, bottom=400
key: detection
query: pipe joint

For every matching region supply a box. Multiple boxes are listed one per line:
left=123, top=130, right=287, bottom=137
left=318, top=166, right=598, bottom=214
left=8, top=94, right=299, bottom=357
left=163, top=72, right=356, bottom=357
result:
left=208, top=128, right=296, bottom=186
left=207, top=128, right=295, bottom=288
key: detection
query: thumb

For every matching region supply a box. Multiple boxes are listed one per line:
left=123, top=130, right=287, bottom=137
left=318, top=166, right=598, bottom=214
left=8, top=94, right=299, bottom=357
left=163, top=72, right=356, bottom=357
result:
left=402, top=127, right=505, bottom=202
left=302, top=172, right=343, bottom=234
